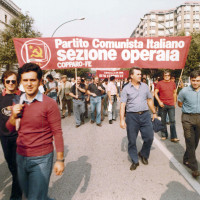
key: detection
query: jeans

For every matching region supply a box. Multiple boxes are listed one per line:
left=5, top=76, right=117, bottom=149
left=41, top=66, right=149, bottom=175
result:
left=47, top=92, right=57, bottom=101
left=90, top=96, right=101, bottom=124
left=108, top=96, right=117, bottom=120
left=160, top=104, right=178, bottom=139
left=0, top=135, right=22, bottom=200
left=182, top=113, right=200, bottom=171
left=103, top=94, right=108, bottom=116
left=16, top=152, right=54, bottom=200
left=126, top=111, right=154, bottom=163
left=73, top=99, right=85, bottom=125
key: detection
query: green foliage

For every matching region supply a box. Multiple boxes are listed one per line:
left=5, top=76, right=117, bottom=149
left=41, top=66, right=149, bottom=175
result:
left=55, top=68, right=92, bottom=78
left=0, top=13, right=41, bottom=66
left=184, top=32, right=200, bottom=76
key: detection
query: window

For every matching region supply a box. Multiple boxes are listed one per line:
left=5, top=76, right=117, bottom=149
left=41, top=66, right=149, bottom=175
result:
left=5, top=15, right=7, bottom=23
left=184, top=14, right=190, bottom=19
left=184, top=6, right=191, bottom=11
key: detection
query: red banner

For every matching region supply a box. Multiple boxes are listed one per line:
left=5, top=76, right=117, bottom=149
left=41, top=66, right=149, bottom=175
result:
left=96, top=70, right=129, bottom=79
left=13, top=36, right=191, bottom=70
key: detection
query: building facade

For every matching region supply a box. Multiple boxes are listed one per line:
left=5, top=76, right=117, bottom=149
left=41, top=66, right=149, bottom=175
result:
left=0, top=0, right=21, bottom=31
left=0, top=0, right=21, bottom=79
left=131, top=1, right=200, bottom=37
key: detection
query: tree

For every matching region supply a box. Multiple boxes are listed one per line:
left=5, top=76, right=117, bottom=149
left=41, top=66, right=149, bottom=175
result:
left=184, top=32, right=200, bottom=76
left=55, top=68, right=92, bottom=78
left=0, top=13, right=41, bottom=70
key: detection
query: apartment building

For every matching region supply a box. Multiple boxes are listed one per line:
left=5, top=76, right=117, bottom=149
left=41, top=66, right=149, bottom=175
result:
left=131, top=1, right=200, bottom=37
left=0, top=0, right=21, bottom=30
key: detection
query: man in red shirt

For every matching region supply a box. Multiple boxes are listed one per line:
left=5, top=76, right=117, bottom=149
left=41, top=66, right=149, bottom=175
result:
left=6, top=63, right=64, bottom=200
left=155, top=70, right=179, bottom=142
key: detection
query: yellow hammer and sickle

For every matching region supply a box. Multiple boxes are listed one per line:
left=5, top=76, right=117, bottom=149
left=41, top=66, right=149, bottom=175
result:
left=30, top=46, right=43, bottom=58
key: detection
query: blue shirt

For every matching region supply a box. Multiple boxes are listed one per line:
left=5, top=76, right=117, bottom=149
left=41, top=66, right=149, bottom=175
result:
left=21, top=91, right=43, bottom=104
left=121, top=82, right=152, bottom=112
left=178, top=85, right=200, bottom=113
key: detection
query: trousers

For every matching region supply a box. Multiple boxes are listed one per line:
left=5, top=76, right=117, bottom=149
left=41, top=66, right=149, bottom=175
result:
left=126, top=111, right=154, bottom=163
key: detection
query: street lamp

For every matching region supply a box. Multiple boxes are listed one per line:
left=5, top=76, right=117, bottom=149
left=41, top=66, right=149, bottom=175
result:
left=51, top=17, right=85, bottom=37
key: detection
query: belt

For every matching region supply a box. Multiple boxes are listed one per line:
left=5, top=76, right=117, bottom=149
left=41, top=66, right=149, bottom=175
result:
left=129, top=110, right=148, bottom=115
left=183, top=113, right=200, bottom=115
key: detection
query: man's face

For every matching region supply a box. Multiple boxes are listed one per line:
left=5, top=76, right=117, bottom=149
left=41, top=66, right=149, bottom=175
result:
left=77, top=77, right=81, bottom=84
left=191, top=76, right=200, bottom=90
left=94, top=77, right=99, bottom=84
left=21, top=71, right=40, bottom=98
left=62, top=77, right=67, bottom=83
left=163, top=73, right=171, bottom=81
left=4, top=74, right=17, bottom=93
left=131, top=69, right=141, bottom=83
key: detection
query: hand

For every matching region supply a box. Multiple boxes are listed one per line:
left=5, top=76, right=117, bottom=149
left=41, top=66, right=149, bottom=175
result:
left=152, top=113, right=157, bottom=121
left=12, top=104, right=24, bottom=119
left=110, top=101, right=113, bottom=105
left=97, top=86, right=102, bottom=90
left=54, top=161, right=65, bottom=176
left=93, top=93, right=97, bottom=97
left=120, top=119, right=126, bottom=129
left=75, top=95, right=78, bottom=99
left=159, top=101, right=164, bottom=108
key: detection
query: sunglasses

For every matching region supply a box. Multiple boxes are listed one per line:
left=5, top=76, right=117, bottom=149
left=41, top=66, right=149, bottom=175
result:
left=5, top=80, right=17, bottom=84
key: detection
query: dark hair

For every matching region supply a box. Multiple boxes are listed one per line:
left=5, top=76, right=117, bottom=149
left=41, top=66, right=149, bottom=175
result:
left=46, top=74, right=54, bottom=80
left=1, top=71, right=18, bottom=86
left=110, top=76, right=115, bottom=81
left=163, top=70, right=171, bottom=75
left=18, top=63, right=42, bottom=82
left=93, top=76, right=99, bottom=80
left=129, top=67, right=141, bottom=76
left=104, top=78, right=108, bottom=82
left=190, top=70, right=200, bottom=79
left=127, top=77, right=131, bottom=81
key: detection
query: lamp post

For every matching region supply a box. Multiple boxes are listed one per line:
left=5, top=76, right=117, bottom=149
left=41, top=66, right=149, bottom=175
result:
left=51, top=18, right=85, bottom=37
left=51, top=18, right=85, bottom=94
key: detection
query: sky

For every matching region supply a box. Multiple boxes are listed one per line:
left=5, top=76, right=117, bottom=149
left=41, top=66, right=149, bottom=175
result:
left=11, top=0, right=194, bottom=38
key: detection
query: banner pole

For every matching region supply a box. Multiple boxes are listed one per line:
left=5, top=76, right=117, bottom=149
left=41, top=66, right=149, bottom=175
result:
left=75, top=68, right=78, bottom=95
left=176, top=69, right=184, bottom=92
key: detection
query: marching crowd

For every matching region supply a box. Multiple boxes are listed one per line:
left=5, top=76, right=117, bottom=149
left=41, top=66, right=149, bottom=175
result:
left=0, top=63, right=200, bottom=200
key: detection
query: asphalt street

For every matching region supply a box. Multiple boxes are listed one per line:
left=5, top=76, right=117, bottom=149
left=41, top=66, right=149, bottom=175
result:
left=0, top=103, right=200, bottom=200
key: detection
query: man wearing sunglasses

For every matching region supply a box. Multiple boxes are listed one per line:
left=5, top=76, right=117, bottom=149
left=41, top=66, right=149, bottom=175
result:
left=0, top=71, right=22, bottom=200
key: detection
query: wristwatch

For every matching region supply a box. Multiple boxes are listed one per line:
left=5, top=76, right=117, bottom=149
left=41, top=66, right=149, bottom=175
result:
left=56, top=159, right=65, bottom=162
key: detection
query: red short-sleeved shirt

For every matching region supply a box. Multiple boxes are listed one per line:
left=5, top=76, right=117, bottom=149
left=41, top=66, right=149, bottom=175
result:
left=156, top=80, right=176, bottom=106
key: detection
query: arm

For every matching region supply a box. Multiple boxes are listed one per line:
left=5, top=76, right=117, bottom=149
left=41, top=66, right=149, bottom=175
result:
left=154, top=88, right=164, bottom=108
left=120, top=102, right=126, bottom=129
left=87, top=90, right=97, bottom=97
left=178, top=101, right=183, bottom=107
left=47, top=101, right=65, bottom=176
left=173, top=89, right=177, bottom=107
left=147, top=98, right=157, bottom=120
left=107, top=91, right=112, bottom=104
left=69, top=92, right=78, bottom=99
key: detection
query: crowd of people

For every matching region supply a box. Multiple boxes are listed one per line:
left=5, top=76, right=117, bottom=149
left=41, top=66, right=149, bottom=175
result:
left=0, top=63, right=200, bottom=200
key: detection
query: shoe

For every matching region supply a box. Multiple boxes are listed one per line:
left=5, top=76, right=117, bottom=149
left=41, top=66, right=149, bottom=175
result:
left=171, top=138, right=180, bottom=143
left=192, top=170, right=200, bottom=178
left=183, top=161, right=193, bottom=170
left=76, top=124, right=81, bottom=128
left=109, top=120, right=113, bottom=124
left=61, top=115, right=65, bottom=119
left=130, top=162, right=139, bottom=171
left=138, top=152, right=148, bottom=165
left=91, top=120, right=94, bottom=124
left=112, top=118, right=116, bottom=121
left=161, top=137, right=167, bottom=140
left=97, top=123, right=102, bottom=127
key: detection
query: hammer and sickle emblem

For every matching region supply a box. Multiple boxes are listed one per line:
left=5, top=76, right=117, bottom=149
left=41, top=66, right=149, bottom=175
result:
left=30, top=46, right=43, bottom=58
